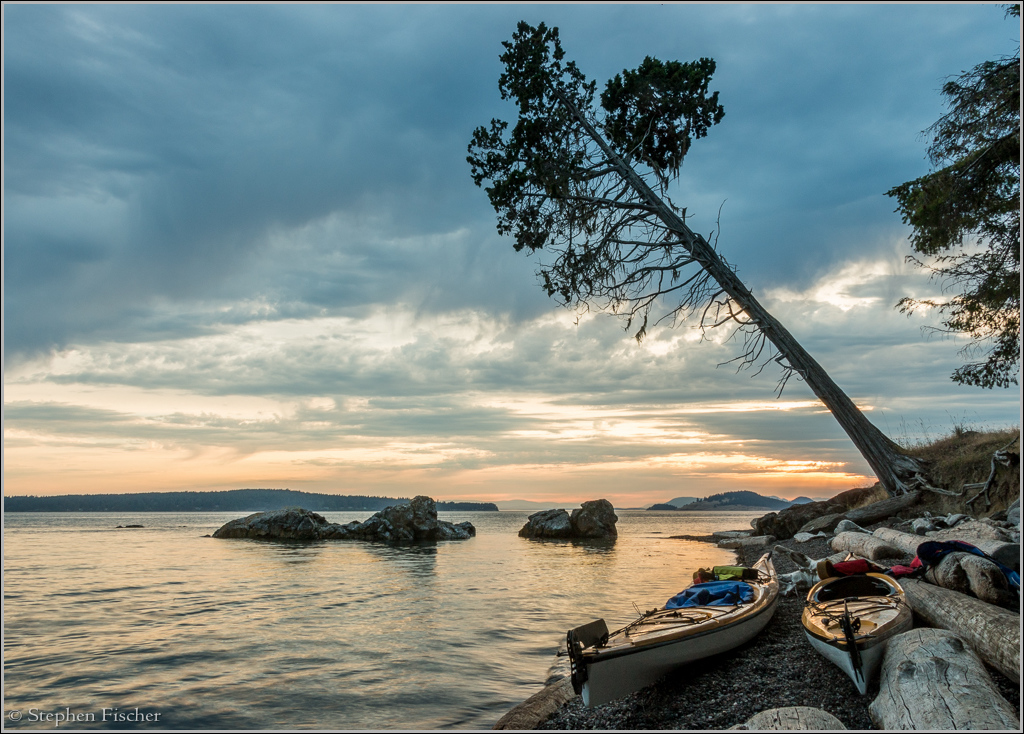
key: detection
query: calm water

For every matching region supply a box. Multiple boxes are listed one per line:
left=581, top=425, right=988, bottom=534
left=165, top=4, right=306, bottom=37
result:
left=3, top=510, right=763, bottom=730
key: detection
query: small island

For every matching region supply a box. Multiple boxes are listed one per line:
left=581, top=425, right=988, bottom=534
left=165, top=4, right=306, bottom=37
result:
left=4, top=488, right=499, bottom=514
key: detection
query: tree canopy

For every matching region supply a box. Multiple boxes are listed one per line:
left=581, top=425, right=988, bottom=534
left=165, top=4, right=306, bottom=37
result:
left=467, top=21, right=932, bottom=497
left=887, top=6, right=1020, bottom=389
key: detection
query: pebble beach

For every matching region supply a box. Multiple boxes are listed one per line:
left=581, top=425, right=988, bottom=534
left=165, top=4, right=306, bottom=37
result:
left=534, top=523, right=1020, bottom=730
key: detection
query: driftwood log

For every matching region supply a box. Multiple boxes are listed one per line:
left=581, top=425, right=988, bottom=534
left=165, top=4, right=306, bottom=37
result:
left=718, top=535, right=775, bottom=549
left=868, top=628, right=1019, bottom=730
left=797, top=491, right=921, bottom=535
left=900, top=578, right=1020, bottom=682
left=829, top=531, right=900, bottom=560
left=492, top=678, right=576, bottom=729
left=923, top=552, right=1016, bottom=607
left=732, top=707, right=846, bottom=730
left=872, top=526, right=1019, bottom=570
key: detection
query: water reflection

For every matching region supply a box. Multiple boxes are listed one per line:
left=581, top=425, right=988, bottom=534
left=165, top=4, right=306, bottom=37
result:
left=4, top=510, right=763, bottom=730
left=518, top=536, right=617, bottom=553
left=363, top=542, right=439, bottom=578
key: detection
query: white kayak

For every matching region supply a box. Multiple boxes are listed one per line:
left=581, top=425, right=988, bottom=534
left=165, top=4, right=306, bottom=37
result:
left=566, top=552, right=779, bottom=707
left=801, top=572, right=912, bottom=695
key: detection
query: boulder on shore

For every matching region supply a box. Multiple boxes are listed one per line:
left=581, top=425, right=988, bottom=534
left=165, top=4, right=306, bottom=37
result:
left=519, top=499, right=617, bottom=539
left=752, top=484, right=888, bottom=540
left=213, top=496, right=475, bottom=542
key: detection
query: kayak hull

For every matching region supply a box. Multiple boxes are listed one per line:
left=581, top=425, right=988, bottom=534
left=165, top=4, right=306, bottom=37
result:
left=801, top=572, right=913, bottom=695
left=570, top=553, right=779, bottom=707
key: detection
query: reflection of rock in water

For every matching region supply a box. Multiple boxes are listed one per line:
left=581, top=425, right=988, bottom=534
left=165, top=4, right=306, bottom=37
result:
left=518, top=500, right=618, bottom=540
left=213, top=496, right=475, bottom=542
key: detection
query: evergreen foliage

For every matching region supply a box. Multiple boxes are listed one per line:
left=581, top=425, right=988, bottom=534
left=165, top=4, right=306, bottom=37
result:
left=887, top=6, right=1020, bottom=388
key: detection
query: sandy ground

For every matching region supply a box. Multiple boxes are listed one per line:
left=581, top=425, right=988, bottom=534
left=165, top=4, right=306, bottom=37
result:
left=537, top=527, right=1020, bottom=730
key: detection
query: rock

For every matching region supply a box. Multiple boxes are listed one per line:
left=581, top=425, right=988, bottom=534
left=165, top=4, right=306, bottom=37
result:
left=519, top=509, right=574, bottom=538
left=754, top=503, right=842, bottom=540
left=927, top=518, right=1013, bottom=543
left=518, top=500, right=617, bottom=539
left=116, top=524, right=145, bottom=528
left=796, top=512, right=846, bottom=536
left=912, top=517, right=939, bottom=534
left=753, top=484, right=888, bottom=540
left=833, top=519, right=868, bottom=534
left=1007, top=497, right=1020, bottom=529
left=214, top=507, right=330, bottom=540
left=213, top=497, right=475, bottom=542
left=793, top=531, right=827, bottom=543
left=570, top=499, right=618, bottom=538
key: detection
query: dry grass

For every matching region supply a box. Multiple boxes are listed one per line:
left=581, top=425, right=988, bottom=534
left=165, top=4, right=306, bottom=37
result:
left=904, top=426, right=1020, bottom=491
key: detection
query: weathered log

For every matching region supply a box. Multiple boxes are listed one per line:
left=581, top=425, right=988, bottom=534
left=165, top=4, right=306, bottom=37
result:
left=731, top=706, right=846, bottom=730
left=492, top=678, right=576, bottom=729
left=830, top=531, right=900, bottom=560
left=796, top=491, right=922, bottom=536
left=923, top=552, right=1016, bottom=607
left=900, top=578, right=1020, bottom=682
left=868, top=628, right=1019, bottom=730
left=845, top=490, right=922, bottom=524
left=872, top=526, right=1020, bottom=570
left=718, top=535, right=775, bottom=549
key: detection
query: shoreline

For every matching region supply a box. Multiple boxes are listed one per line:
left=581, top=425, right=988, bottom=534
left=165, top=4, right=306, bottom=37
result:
left=496, top=525, right=1020, bottom=730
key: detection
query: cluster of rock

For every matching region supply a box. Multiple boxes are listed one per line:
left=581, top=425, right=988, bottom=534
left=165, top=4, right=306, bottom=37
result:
left=751, top=484, right=890, bottom=540
left=212, top=495, right=475, bottom=542
left=518, top=499, right=617, bottom=539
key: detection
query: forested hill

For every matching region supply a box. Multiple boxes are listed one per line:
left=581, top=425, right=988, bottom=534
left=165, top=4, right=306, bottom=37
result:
left=674, top=490, right=793, bottom=512
left=3, top=489, right=499, bottom=513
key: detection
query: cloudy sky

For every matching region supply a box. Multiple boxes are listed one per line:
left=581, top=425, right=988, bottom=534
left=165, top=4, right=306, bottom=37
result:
left=4, top=4, right=1020, bottom=506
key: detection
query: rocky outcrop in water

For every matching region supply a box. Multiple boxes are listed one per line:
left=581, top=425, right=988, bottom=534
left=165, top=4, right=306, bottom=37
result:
left=518, top=499, right=617, bottom=539
left=213, top=496, right=475, bottom=542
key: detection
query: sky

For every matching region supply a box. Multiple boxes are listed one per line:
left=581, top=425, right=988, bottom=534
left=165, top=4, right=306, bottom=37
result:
left=3, top=4, right=1020, bottom=507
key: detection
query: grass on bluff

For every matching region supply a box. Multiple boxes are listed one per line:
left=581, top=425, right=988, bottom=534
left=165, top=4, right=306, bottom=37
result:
left=901, top=425, right=1019, bottom=492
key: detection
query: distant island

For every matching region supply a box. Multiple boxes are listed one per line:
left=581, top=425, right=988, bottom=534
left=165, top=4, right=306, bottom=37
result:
left=3, top=489, right=499, bottom=513
left=649, top=490, right=813, bottom=512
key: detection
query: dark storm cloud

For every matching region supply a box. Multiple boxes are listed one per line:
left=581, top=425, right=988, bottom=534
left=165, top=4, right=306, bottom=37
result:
left=4, top=3, right=1017, bottom=363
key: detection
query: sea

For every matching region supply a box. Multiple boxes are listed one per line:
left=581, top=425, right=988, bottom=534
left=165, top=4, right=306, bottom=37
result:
left=3, top=509, right=765, bottom=730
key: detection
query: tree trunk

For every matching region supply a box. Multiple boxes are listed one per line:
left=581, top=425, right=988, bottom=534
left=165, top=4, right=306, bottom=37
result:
left=560, top=94, right=929, bottom=496
left=899, top=578, right=1020, bottom=682
left=868, top=628, right=1019, bottom=730
left=732, top=707, right=847, bottom=730
left=830, top=531, right=900, bottom=560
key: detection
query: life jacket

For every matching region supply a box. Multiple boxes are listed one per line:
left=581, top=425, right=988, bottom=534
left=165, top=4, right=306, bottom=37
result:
left=816, top=557, right=887, bottom=579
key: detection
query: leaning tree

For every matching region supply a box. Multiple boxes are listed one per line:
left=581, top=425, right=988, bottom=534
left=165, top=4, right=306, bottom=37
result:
left=467, top=21, right=937, bottom=497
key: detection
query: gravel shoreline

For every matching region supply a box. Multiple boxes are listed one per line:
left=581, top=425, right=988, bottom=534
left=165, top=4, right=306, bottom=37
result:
left=537, top=526, right=1020, bottom=730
